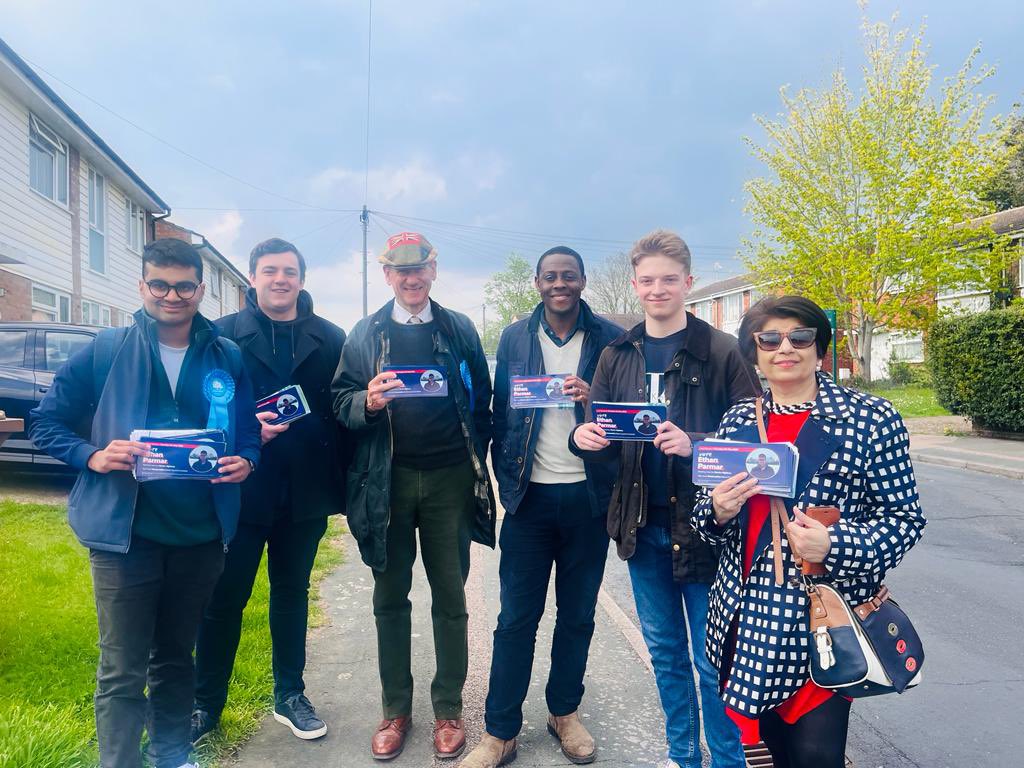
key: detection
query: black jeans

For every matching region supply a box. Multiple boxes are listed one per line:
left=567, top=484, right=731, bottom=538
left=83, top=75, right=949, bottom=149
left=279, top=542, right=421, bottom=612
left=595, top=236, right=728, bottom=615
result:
left=194, top=514, right=328, bottom=715
left=759, top=693, right=851, bottom=768
left=90, top=536, right=224, bottom=768
left=484, top=481, right=610, bottom=740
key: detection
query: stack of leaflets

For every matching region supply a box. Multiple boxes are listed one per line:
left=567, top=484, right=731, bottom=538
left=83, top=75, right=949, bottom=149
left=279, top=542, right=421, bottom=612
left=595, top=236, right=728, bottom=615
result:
left=692, top=439, right=800, bottom=498
left=256, top=384, right=310, bottom=425
left=383, top=364, right=448, bottom=398
left=130, top=428, right=227, bottom=482
left=591, top=402, right=668, bottom=442
left=510, top=374, right=574, bottom=409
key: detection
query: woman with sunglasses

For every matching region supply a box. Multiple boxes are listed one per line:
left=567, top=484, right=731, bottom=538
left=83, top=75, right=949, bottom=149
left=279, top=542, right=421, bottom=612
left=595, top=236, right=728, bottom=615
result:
left=691, top=296, right=925, bottom=768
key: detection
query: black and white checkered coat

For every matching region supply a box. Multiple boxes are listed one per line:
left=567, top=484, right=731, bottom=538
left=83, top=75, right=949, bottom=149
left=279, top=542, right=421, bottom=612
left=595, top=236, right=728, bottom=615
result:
left=691, top=374, right=926, bottom=716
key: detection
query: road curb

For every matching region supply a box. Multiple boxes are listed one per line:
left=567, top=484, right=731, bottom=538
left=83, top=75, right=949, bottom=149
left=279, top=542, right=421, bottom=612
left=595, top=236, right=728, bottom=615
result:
left=910, top=450, right=1024, bottom=480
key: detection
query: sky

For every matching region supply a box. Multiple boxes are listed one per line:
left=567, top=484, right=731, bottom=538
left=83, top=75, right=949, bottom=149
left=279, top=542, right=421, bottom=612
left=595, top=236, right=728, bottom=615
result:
left=2, top=0, right=1022, bottom=330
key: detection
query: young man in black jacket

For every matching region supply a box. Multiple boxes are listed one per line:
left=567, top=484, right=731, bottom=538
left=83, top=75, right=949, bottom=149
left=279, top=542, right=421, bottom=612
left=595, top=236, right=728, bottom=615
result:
left=332, top=232, right=495, bottom=761
left=29, top=238, right=260, bottom=768
left=192, top=238, right=349, bottom=743
left=571, top=230, right=759, bottom=768
left=461, top=247, right=621, bottom=768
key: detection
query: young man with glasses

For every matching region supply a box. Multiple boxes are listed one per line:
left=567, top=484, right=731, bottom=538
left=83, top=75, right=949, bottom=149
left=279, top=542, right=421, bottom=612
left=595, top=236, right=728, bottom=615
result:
left=332, top=232, right=495, bottom=761
left=29, top=238, right=261, bottom=768
left=192, top=238, right=350, bottom=744
left=570, top=230, right=759, bottom=768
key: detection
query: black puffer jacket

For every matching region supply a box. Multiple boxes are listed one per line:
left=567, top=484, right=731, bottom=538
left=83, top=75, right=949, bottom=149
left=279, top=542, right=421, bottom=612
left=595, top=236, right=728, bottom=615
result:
left=569, top=315, right=761, bottom=583
left=332, top=299, right=496, bottom=572
left=217, top=289, right=350, bottom=525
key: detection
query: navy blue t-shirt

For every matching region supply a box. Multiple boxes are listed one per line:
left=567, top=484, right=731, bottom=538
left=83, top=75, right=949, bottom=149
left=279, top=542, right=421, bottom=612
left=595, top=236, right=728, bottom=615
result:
left=642, top=328, right=687, bottom=527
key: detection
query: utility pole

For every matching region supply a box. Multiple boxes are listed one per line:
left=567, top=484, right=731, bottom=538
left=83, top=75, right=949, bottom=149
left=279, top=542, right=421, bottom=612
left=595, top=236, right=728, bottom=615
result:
left=360, top=205, right=369, bottom=318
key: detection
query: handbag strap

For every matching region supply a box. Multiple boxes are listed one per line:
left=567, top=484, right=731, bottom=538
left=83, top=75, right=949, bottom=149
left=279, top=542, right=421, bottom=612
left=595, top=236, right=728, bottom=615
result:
left=755, top=397, right=795, bottom=586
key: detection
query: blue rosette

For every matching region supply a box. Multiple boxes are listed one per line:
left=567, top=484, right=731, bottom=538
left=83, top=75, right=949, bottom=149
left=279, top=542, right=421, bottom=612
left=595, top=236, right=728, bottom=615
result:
left=203, top=369, right=236, bottom=432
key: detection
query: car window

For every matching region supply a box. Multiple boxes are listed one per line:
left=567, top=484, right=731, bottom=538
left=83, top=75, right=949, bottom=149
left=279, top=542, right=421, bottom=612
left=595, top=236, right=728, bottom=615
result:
left=0, top=330, right=28, bottom=367
left=44, top=331, right=92, bottom=372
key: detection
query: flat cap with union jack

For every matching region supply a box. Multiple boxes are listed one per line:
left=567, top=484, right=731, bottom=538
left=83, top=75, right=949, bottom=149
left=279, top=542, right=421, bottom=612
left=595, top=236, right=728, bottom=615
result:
left=379, top=232, right=437, bottom=268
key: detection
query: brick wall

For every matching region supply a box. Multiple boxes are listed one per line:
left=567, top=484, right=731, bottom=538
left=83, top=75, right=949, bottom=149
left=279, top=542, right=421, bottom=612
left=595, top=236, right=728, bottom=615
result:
left=0, top=268, right=32, bottom=321
left=154, top=219, right=191, bottom=242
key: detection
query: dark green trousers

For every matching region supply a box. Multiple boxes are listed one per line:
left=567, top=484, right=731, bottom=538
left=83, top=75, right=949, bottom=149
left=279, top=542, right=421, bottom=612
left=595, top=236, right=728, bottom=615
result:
left=373, top=460, right=474, bottom=719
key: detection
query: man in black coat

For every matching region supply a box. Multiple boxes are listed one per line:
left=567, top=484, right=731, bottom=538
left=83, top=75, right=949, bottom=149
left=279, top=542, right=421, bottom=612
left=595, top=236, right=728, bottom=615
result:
left=192, top=238, right=349, bottom=743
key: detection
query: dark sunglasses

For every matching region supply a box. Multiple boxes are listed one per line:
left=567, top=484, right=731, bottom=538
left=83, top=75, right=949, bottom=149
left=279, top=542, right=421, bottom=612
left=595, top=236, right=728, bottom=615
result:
left=753, top=327, right=817, bottom=351
left=145, top=280, right=199, bottom=299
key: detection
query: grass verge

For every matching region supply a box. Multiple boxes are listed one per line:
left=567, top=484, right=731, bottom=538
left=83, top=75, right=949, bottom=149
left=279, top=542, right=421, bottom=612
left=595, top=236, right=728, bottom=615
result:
left=0, top=499, right=344, bottom=768
left=861, top=385, right=950, bottom=419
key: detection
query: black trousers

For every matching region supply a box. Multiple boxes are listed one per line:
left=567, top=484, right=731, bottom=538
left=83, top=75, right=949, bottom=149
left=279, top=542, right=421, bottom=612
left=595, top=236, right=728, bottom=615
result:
left=90, top=536, right=224, bottom=768
left=484, top=481, right=610, bottom=740
left=194, top=514, right=328, bottom=715
left=759, top=693, right=851, bottom=768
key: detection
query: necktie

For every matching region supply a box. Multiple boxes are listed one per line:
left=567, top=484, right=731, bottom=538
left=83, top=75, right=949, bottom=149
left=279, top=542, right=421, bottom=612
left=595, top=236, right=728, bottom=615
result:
left=406, top=316, right=423, bottom=324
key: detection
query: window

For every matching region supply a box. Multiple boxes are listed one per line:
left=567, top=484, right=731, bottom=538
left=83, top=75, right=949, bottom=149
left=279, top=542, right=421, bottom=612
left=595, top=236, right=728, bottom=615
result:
left=88, top=169, right=106, bottom=273
left=0, top=331, right=28, bottom=367
left=117, top=309, right=133, bottom=327
left=29, top=115, right=69, bottom=205
left=82, top=299, right=112, bottom=327
left=209, top=265, right=220, bottom=298
left=722, top=293, right=743, bottom=323
left=125, top=199, right=144, bottom=253
left=692, top=300, right=713, bottom=322
left=31, top=285, right=71, bottom=323
left=44, top=331, right=92, bottom=371
left=889, top=333, right=924, bottom=363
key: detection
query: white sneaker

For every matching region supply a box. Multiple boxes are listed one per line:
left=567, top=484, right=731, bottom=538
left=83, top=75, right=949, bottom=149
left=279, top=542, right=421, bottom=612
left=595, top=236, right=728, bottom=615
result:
left=176, top=763, right=199, bottom=768
left=653, top=761, right=682, bottom=768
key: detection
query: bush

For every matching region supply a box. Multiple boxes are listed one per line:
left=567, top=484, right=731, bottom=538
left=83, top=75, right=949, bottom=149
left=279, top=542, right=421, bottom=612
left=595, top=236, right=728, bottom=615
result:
left=888, top=358, right=914, bottom=386
left=928, top=307, right=1024, bottom=433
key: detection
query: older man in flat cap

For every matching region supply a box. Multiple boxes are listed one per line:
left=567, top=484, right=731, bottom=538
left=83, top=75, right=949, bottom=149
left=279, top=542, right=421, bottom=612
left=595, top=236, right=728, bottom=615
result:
left=332, top=232, right=496, bottom=761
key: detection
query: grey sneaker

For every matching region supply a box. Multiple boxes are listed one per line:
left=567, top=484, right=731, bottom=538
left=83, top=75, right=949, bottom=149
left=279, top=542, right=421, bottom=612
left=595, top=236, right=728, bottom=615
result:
left=273, top=693, right=328, bottom=740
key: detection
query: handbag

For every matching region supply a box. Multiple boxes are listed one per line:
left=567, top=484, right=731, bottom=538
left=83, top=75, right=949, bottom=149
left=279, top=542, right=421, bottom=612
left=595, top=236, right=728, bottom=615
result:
left=754, top=397, right=924, bottom=698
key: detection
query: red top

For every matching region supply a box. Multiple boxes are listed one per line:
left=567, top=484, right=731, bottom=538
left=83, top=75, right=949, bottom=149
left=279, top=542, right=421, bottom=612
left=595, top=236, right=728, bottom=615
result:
left=726, top=409, right=836, bottom=744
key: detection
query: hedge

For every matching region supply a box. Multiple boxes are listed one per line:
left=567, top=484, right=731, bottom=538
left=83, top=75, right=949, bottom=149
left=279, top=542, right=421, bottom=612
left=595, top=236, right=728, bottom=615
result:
left=927, top=306, right=1024, bottom=433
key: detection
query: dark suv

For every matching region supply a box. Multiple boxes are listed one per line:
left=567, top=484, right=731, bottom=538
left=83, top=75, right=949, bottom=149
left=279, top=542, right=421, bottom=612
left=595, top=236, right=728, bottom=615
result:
left=0, top=322, right=99, bottom=469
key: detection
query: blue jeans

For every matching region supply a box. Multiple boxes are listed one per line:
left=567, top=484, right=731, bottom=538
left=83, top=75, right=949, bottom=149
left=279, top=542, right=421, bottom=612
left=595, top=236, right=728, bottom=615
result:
left=627, top=524, right=745, bottom=768
left=484, top=482, right=609, bottom=739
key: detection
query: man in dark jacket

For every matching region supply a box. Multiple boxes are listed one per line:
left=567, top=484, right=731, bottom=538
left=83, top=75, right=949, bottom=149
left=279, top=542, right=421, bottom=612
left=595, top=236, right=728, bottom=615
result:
left=192, top=238, right=349, bottom=743
left=461, top=247, right=621, bottom=768
left=29, top=238, right=260, bottom=768
left=332, top=232, right=495, bottom=761
left=571, top=230, right=759, bottom=768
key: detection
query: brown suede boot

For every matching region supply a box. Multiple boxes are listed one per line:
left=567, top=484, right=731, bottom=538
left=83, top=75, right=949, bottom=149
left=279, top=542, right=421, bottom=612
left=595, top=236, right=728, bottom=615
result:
left=546, top=712, right=596, bottom=765
left=459, top=733, right=518, bottom=767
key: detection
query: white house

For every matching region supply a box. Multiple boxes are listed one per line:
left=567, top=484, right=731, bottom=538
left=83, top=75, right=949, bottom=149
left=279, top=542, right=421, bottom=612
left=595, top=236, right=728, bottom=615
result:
left=0, top=36, right=246, bottom=326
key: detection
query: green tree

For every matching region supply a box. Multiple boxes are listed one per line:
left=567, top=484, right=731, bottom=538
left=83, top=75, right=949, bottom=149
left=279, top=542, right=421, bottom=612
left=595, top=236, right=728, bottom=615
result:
left=981, top=114, right=1024, bottom=211
left=481, top=253, right=536, bottom=353
left=743, top=12, right=1015, bottom=380
left=586, top=251, right=642, bottom=315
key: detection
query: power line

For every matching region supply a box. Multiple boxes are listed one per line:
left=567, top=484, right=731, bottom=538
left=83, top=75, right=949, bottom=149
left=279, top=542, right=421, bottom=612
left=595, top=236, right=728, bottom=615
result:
left=21, top=55, right=336, bottom=211
left=174, top=206, right=358, bottom=213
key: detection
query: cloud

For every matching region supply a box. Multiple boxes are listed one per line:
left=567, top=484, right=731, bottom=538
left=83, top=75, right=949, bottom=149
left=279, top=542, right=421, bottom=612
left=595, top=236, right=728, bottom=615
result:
left=309, top=159, right=447, bottom=206
left=454, top=150, right=507, bottom=192
left=174, top=210, right=247, bottom=273
left=304, top=249, right=490, bottom=332
left=206, top=73, right=236, bottom=91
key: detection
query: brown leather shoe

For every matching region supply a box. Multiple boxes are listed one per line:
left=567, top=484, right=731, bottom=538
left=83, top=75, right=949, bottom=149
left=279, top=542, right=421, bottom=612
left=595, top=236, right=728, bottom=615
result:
left=459, top=733, right=518, bottom=767
left=546, top=712, right=596, bottom=764
left=434, top=718, right=466, bottom=759
left=371, top=716, right=412, bottom=761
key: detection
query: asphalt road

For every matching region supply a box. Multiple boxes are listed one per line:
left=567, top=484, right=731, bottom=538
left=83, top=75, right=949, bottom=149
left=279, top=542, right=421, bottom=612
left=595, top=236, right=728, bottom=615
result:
left=600, top=462, right=1024, bottom=767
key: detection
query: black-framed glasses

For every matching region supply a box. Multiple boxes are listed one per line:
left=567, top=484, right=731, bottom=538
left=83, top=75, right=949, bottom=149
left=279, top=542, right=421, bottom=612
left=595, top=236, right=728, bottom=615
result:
left=145, top=280, right=199, bottom=299
left=753, top=327, right=817, bottom=351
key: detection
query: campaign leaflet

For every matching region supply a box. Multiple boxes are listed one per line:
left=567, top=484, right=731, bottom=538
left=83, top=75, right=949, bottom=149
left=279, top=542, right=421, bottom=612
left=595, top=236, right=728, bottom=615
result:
left=692, top=439, right=800, bottom=498
left=383, top=364, right=449, bottom=398
left=130, top=428, right=227, bottom=482
left=256, top=384, right=310, bottom=425
left=510, top=373, right=574, bottom=409
left=591, top=402, right=668, bottom=442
